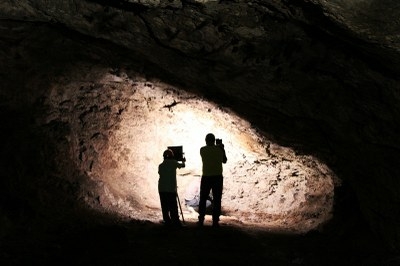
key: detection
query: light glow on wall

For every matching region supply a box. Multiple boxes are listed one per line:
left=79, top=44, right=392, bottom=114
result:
left=81, top=77, right=337, bottom=233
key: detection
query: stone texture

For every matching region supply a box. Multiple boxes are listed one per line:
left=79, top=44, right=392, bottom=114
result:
left=1, top=0, right=400, bottom=251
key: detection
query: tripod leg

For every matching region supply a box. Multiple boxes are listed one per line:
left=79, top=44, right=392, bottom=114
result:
left=176, top=192, right=185, bottom=224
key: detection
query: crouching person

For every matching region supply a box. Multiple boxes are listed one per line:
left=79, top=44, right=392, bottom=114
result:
left=184, top=176, right=213, bottom=213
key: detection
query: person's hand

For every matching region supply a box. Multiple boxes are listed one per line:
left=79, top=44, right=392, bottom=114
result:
left=182, top=157, right=186, bottom=162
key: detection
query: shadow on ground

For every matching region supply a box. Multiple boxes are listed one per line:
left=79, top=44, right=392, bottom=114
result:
left=1, top=213, right=396, bottom=266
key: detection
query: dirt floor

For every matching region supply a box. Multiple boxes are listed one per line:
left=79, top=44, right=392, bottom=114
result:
left=1, top=208, right=397, bottom=266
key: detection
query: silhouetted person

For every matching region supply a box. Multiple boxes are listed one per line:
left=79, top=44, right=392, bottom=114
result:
left=198, top=133, right=227, bottom=227
left=158, top=149, right=186, bottom=227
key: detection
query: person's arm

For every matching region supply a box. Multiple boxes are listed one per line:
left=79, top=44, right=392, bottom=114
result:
left=217, top=143, right=227, bottom=164
left=223, top=151, right=227, bottom=164
left=177, top=157, right=186, bottom=168
left=221, top=148, right=227, bottom=164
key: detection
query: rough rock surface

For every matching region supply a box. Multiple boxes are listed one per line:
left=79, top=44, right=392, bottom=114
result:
left=1, top=0, right=400, bottom=260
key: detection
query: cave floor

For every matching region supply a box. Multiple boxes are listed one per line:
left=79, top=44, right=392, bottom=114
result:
left=1, top=214, right=396, bottom=266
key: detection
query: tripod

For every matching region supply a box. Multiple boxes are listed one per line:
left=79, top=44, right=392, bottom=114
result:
left=176, top=192, right=185, bottom=224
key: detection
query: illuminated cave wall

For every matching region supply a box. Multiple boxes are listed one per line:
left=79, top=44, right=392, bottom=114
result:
left=0, top=20, right=335, bottom=234
left=43, top=60, right=335, bottom=232
left=1, top=0, right=400, bottom=249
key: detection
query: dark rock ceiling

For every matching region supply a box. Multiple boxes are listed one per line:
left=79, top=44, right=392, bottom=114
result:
left=1, top=0, right=400, bottom=259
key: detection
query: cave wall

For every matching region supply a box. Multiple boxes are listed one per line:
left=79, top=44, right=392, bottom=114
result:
left=1, top=0, right=400, bottom=250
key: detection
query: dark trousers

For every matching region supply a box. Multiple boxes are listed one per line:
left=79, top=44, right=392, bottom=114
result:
left=198, top=175, right=223, bottom=222
left=159, top=192, right=180, bottom=224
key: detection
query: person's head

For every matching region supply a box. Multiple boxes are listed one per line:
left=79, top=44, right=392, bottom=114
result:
left=205, top=133, right=215, bottom=145
left=163, top=149, right=174, bottom=159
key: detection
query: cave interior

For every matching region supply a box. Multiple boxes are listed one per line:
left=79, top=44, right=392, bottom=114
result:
left=1, top=0, right=400, bottom=265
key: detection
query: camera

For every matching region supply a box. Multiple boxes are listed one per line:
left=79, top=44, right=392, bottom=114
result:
left=167, top=146, right=185, bottom=161
left=216, top=138, right=223, bottom=145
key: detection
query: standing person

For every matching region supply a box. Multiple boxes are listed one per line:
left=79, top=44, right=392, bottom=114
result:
left=158, top=149, right=186, bottom=227
left=198, top=133, right=227, bottom=227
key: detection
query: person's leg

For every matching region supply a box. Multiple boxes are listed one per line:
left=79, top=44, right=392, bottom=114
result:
left=159, top=192, right=171, bottom=225
left=211, top=175, right=223, bottom=225
left=168, top=192, right=181, bottom=226
left=185, top=198, right=199, bottom=214
left=198, top=176, right=211, bottom=224
left=185, top=198, right=198, bottom=208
